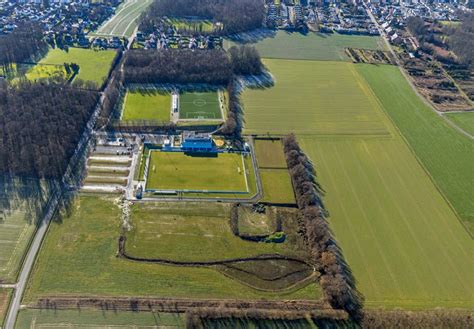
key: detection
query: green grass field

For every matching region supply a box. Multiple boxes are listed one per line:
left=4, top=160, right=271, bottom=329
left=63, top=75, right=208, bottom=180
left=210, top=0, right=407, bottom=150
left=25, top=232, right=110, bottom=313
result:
left=445, top=112, right=474, bottom=136
left=179, top=92, right=222, bottom=120
left=167, top=18, right=215, bottom=33
left=0, top=208, right=36, bottom=283
left=146, top=152, right=248, bottom=192
left=242, top=55, right=474, bottom=308
left=0, top=289, right=12, bottom=327
left=24, top=64, right=73, bottom=82
left=260, top=169, right=295, bottom=204
left=230, top=31, right=385, bottom=61
left=254, top=139, right=287, bottom=168
left=0, top=178, right=53, bottom=283
left=15, top=309, right=184, bottom=328
left=122, top=90, right=171, bottom=122
left=35, top=48, right=116, bottom=87
left=93, top=0, right=154, bottom=37
left=125, top=202, right=300, bottom=261
left=24, top=196, right=320, bottom=301
left=357, top=64, right=474, bottom=235
left=242, top=59, right=390, bottom=136
left=300, top=136, right=474, bottom=309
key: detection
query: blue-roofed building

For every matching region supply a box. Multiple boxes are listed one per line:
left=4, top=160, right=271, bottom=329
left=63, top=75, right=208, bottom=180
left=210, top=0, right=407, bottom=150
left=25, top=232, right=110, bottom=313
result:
left=181, top=132, right=216, bottom=152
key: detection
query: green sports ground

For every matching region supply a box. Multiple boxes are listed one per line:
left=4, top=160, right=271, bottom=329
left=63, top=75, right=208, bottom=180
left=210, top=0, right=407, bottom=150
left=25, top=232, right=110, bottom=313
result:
left=145, top=151, right=248, bottom=192
left=121, top=89, right=171, bottom=122
left=179, top=91, right=223, bottom=120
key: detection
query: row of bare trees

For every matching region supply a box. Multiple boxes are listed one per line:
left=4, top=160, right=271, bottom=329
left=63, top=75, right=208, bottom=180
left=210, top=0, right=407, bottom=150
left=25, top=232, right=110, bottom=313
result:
left=282, top=134, right=362, bottom=321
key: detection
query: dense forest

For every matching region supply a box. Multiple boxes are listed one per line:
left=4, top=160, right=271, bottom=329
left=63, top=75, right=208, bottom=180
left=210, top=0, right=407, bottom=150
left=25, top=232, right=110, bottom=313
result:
left=139, top=0, right=265, bottom=35
left=124, top=46, right=263, bottom=85
left=0, top=82, right=99, bottom=178
left=0, top=22, right=48, bottom=69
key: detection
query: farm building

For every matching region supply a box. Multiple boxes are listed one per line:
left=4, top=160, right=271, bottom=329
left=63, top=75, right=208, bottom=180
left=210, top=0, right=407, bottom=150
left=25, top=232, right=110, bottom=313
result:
left=181, top=132, right=215, bottom=152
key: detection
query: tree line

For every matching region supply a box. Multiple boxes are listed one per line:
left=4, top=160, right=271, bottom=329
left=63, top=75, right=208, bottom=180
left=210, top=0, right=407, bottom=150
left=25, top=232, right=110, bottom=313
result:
left=282, top=134, right=362, bottom=321
left=0, top=81, right=99, bottom=178
left=123, top=46, right=263, bottom=85
left=139, top=0, right=265, bottom=35
left=0, top=22, right=49, bottom=70
left=447, top=12, right=474, bottom=68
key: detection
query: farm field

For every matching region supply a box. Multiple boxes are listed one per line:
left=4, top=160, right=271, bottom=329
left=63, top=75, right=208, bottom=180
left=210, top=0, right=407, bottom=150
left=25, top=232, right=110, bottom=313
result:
left=125, top=202, right=300, bottom=261
left=92, top=0, right=154, bottom=38
left=121, top=89, right=171, bottom=122
left=260, top=169, right=295, bottom=204
left=0, top=207, right=36, bottom=283
left=15, top=309, right=184, bottom=328
left=300, top=136, right=474, bottom=309
left=241, top=52, right=474, bottom=308
left=242, top=59, right=391, bottom=136
left=24, top=196, right=320, bottom=301
left=34, top=48, right=116, bottom=87
left=0, top=178, right=53, bottom=283
left=146, top=152, right=248, bottom=192
left=0, top=289, right=12, bottom=327
left=445, top=112, right=474, bottom=136
left=232, top=31, right=385, bottom=61
left=179, top=92, right=222, bottom=120
left=356, top=64, right=474, bottom=234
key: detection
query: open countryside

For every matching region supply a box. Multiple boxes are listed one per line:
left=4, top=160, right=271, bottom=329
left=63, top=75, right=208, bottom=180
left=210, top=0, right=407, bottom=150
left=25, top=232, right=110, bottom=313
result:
left=1, top=0, right=473, bottom=327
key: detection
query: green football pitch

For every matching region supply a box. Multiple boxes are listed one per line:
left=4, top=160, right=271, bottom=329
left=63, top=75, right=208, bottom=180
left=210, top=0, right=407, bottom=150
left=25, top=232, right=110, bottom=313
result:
left=146, top=151, right=248, bottom=192
left=179, top=92, right=222, bottom=120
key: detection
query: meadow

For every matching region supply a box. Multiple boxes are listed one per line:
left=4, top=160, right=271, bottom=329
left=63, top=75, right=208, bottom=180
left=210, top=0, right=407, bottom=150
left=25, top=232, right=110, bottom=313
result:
left=357, top=64, right=474, bottom=234
left=93, top=0, right=154, bottom=38
left=445, top=112, right=474, bottom=136
left=146, top=152, right=248, bottom=192
left=232, top=31, right=385, bottom=61
left=24, top=64, right=73, bottom=82
left=260, top=169, right=295, bottom=204
left=0, top=207, right=36, bottom=283
left=242, top=59, right=390, bottom=136
left=122, top=89, right=171, bottom=122
left=16, top=309, right=184, bottom=328
left=179, top=92, right=222, bottom=120
left=0, top=289, right=12, bottom=327
left=34, top=48, right=117, bottom=87
left=254, top=139, right=295, bottom=204
left=254, top=139, right=287, bottom=168
left=24, top=196, right=320, bottom=301
left=125, top=202, right=298, bottom=261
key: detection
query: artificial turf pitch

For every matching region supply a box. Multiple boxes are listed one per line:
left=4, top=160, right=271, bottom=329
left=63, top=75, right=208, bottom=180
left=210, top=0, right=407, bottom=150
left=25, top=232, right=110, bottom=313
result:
left=179, top=92, right=222, bottom=120
left=146, top=152, right=247, bottom=192
left=121, top=90, right=171, bottom=122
